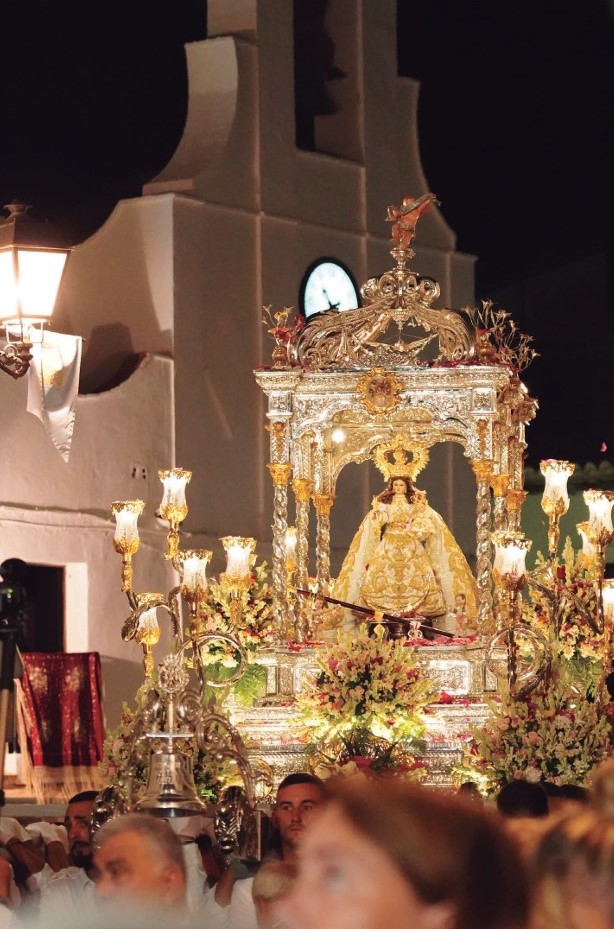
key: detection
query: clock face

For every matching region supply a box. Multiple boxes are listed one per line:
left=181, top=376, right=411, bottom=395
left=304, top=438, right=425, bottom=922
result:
left=299, top=259, right=360, bottom=318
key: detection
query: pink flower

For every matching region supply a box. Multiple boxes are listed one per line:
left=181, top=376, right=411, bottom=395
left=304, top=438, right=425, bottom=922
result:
left=353, top=756, right=375, bottom=770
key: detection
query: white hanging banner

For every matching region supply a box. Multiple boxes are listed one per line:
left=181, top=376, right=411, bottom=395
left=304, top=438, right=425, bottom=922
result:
left=26, top=331, right=83, bottom=463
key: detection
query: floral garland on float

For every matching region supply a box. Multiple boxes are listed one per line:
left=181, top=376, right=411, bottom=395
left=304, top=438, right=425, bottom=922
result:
left=524, top=539, right=604, bottom=699
left=453, top=674, right=611, bottom=796
left=453, top=541, right=613, bottom=796
left=451, top=467, right=614, bottom=798
left=296, top=626, right=436, bottom=781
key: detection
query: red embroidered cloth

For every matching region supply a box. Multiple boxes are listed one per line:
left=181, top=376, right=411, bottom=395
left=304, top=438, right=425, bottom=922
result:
left=16, top=652, right=105, bottom=802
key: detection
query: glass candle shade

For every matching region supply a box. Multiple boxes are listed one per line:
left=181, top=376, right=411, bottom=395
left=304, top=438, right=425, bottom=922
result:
left=576, top=521, right=597, bottom=560
left=492, top=531, right=531, bottom=584
left=111, top=500, right=145, bottom=554
left=540, top=459, right=574, bottom=517
left=135, top=606, right=161, bottom=647
left=602, top=579, right=614, bottom=626
left=584, top=490, right=614, bottom=545
left=221, top=536, right=256, bottom=580
left=285, top=527, right=298, bottom=572
left=179, top=549, right=212, bottom=601
left=158, top=468, right=191, bottom=524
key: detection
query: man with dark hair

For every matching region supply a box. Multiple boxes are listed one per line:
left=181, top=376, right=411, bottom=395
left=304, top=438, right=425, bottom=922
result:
left=496, top=779, right=550, bottom=818
left=63, top=790, right=99, bottom=870
left=543, top=781, right=589, bottom=814
left=203, top=773, right=325, bottom=929
left=268, top=773, right=325, bottom=862
left=35, top=789, right=99, bottom=920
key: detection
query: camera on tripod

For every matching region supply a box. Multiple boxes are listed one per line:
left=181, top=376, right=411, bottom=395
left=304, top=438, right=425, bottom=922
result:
left=0, top=559, right=29, bottom=642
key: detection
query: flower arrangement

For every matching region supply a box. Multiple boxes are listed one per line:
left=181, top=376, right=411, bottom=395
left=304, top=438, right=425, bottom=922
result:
left=308, top=726, right=428, bottom=784
left=99, top=700, right=237, bottom=803
left=99, top=702, right=147, bottom=789
left=454, top=676, right=611, bottom=795
left=262, top=305, right=305, bottom=366
left=466, top=300, right=538, bottom=373
left=200, top=560, right=277, bottom=655
left=525, top=539, right=604, bottom=697
left=296, top=626, right=435, bottom=744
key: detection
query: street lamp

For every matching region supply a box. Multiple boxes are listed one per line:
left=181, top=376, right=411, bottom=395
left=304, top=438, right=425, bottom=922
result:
left=0, top=202, right=71, bottom=378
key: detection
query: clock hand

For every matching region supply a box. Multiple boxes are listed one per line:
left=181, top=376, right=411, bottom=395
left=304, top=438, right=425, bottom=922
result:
left=322, top=287, right=340, bottom=310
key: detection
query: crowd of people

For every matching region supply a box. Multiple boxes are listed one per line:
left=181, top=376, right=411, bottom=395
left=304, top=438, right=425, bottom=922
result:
left=0, top=762, right=613, bottom=929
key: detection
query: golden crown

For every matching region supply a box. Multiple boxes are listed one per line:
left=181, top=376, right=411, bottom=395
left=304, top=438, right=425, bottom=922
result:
left=373, top=434, right=430, bottom=482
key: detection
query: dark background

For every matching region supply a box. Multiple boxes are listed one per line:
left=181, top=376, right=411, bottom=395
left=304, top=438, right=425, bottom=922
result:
left=398, top=0, right=614, bottom=469
left=0, top=0, right=611, bottom=468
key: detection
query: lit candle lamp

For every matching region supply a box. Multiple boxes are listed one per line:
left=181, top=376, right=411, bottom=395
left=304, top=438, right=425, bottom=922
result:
left=111, top=499, right=145, bottom=592
left=540, top=459, right=574, bottom=559
left=285, top=526, right=298, bottom=576
left=134, top=604, right=161, bottom=680
left=492, top=531, right=532, bottom=587
left=492, top=530, right=531, bottom=694
left=584, top=489, right=614, bottom=546
left=158, top=468, right=191, bottom=559
left=220, top=536, right=256, bottom=627
left=179, top=549, right=212, bottom=603
left=602, top=579, right=614, bottom=626
left=221, top=536, right=256, bottom=580
left=159, top=468, right=191, bottom=523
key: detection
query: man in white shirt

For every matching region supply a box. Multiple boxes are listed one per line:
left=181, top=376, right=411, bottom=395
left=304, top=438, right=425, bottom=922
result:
left=202, top=773, right=325, bottom=929
left=35, top=790, right=99, bottom=921
left=93, top=812, right=188, bottom=920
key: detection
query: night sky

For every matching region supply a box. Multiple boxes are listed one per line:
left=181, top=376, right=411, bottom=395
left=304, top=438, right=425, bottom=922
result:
left=0, top=1, right=202, bottom=237
left=0, top=1, right=612, bottom=466
left=398, top=0, right=614, bottom=287
left=398, top=0, right=614, bottom=468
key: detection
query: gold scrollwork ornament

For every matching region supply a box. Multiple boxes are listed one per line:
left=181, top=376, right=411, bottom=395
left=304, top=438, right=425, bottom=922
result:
left=357, top=368, right=404, bottom=415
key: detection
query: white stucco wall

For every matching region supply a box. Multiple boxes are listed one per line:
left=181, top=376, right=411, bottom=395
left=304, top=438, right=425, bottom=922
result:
left=0, top=354, right=176, bottom=727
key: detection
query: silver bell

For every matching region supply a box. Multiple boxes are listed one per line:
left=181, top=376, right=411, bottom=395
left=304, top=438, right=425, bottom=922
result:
left=134, top=746, right=208, bottom=817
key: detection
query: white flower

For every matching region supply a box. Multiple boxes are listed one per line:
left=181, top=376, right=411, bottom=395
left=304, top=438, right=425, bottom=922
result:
left=524, top=766, right=542, bottom=784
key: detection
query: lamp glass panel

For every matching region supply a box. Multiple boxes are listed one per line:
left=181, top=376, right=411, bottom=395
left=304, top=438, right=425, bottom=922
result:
left=16, top=250, right=67, bottom=321
left=0, top=252, right=18, bottom=320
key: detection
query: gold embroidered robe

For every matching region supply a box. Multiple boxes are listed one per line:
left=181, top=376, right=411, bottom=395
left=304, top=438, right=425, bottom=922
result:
left=332, top=493, right=478, bottom=627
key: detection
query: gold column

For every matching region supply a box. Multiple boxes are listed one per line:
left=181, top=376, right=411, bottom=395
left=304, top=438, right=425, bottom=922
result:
left=508, top=436, right=527, bottom=498
left=312, top=493, right=335, bottom=593
left=268, top=463, right=292, bottom=641
left=471, top=459, right=494, bottom=634
left=292, top=478, right=314, bottom=639
left=506, top=488, right=527, bottom=533
left=490, top=474, right=509, bottom=532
